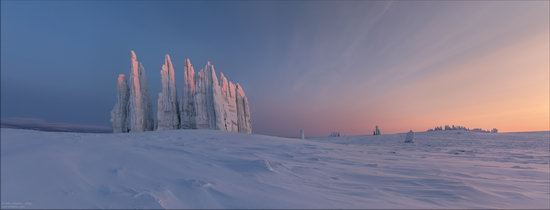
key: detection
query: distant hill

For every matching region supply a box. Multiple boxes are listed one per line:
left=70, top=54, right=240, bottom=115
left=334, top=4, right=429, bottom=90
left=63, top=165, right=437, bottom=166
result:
left=0, top=118, right=111, bottom=133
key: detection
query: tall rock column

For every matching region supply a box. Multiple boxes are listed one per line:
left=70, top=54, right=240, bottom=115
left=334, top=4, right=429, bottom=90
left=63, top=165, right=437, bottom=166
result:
left=157, top=54, right=179, bottom=130
left=236, top=84, right=252, bottom=134
left=194, top=62, right=221, bottom=130
left=219, top=73, right=239, bottom=132
left=194, top=67, right=209, bottom=129
left=128, top=50, right=154, bottom=132
left=209, top=64, right=224, bottom=130
left=111, top=74, right=129, bottom=133
left=180, top=58, right=196, bottom=129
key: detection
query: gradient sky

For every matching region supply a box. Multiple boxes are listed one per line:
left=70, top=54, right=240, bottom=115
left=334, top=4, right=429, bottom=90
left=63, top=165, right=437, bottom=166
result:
left=1, top=1, right=549, bottom=137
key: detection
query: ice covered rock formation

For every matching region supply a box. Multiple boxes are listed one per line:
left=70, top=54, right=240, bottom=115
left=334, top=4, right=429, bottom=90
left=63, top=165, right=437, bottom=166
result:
left=156, top=54, right=180, bottom=130
left=110, top=74, right=129, bottom=133
left=128, top=51, right=154, bottom=132
left=112, top=52, right=252, bottom=134
left=186, top=61, right=252, bottom=133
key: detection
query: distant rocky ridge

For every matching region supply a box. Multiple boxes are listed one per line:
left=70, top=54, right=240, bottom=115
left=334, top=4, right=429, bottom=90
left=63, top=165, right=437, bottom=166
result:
left=111, top=51, right=252, bottom=134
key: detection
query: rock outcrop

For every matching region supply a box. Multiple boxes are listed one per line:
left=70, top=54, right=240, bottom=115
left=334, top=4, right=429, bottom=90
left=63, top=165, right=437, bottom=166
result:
left=405, top=130, right=415, bottom=143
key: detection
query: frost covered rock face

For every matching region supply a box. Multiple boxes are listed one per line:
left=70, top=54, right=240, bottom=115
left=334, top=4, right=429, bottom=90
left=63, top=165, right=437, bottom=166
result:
left=156, top=55, right=180, bottom=130
left=110, top=74, right=129, bottom=133
left=128, top=51, right=154, bottom=132
left=112, top=51, right=251, bottom=133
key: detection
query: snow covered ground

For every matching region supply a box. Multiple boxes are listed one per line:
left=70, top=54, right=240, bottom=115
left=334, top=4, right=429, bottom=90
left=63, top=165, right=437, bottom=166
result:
left=1, top=128, right=549, bottom=209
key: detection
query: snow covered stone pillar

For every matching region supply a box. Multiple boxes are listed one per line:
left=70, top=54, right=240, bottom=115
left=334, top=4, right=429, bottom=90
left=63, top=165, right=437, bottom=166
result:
left=236, top=84, right=252, bottom=134
left=218, top=73, right=239, bottom=132
left=209, top=64, right=225, bottom=131
left=156, top=54, right=180, bottom=130
left=374, top=126, right=381, bottom=135
left=194, top=67, right=207, bottom=129
left=111, top=74, right=129, bottom=133
left=128, top=50, right=154, bottom=132
left=180, top=58, right=196, bottom=129
left=194, top=62, right=220, bottom=130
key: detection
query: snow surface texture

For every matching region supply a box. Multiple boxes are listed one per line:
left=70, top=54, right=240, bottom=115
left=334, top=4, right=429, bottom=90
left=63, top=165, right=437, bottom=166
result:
left=1, top=128, right=548, bottom=209
left=113, top=51, right=251, bottom=134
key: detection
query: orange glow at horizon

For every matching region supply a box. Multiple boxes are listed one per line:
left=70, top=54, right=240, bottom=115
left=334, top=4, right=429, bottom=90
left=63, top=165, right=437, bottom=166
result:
left=358, top=32, right=549, bottom=134
left=268, top=31, right=550, bottom=136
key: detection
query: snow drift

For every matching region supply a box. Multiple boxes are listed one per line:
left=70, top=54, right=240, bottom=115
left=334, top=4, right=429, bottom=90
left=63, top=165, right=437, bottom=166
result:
left=1, top=128, right=548, bottom=209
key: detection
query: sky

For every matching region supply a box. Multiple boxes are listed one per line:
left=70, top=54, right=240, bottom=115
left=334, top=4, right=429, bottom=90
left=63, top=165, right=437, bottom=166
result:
left=1, top=1, right=549, bottom=137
